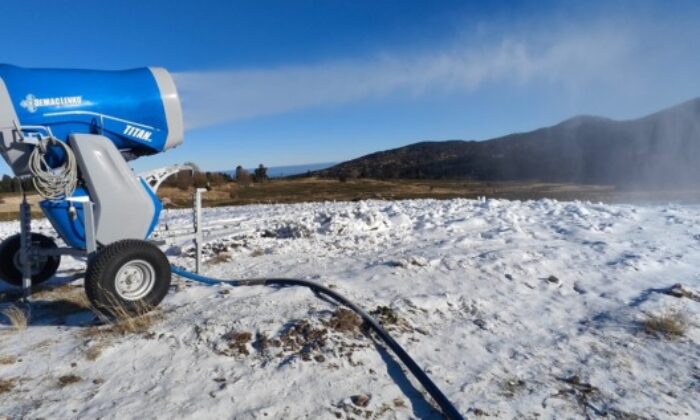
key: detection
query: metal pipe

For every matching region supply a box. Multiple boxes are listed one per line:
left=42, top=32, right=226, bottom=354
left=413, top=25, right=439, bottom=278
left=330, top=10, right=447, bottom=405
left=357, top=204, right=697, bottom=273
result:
left=19, top=197, right=32, bottom=300
left=193, top=188, right=206, bottom=273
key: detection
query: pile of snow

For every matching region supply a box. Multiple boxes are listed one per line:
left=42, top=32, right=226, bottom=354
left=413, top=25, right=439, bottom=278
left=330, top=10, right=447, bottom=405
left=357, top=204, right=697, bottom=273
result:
left=1, top=198, right=699, bottom=418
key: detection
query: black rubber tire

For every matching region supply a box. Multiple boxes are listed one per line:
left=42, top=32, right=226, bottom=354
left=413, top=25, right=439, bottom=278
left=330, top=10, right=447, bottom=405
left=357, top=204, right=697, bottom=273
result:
left=85, top=239, right=171, bottom=317
left=0, top=233, right=61, bottom=287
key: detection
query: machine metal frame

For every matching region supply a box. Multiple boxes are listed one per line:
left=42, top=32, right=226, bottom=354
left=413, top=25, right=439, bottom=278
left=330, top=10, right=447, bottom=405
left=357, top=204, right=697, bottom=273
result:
left=16, top=181, right=206, bottom=300
left=17, top=195, right=95, bottom=299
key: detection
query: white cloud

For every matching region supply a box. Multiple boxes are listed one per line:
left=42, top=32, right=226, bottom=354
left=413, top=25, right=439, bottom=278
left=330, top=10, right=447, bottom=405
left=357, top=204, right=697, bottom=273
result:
left=172, top=22, right=647, bottom=130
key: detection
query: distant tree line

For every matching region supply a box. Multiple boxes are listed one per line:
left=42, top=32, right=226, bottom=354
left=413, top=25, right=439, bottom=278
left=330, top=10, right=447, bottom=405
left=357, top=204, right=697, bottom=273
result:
left=161, top=162, right=269, bottom=190
left=235, top=164, right=268, bottom=186
left=162, top=170, right=233, bottom=190
left=0, top=162, right=271, bottom=194
left=0, top=174, right=35, bottom=193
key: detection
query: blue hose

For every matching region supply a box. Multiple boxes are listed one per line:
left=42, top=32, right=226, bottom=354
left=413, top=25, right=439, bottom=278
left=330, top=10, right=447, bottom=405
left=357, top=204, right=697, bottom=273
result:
left=171, top=266, right=221, bottom=285
left=170, top=265, right=464, bottom=420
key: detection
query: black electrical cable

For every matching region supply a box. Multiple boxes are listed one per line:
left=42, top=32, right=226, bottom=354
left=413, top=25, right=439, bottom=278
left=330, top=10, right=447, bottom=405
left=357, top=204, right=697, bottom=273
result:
left=170, top=265, right=464, bottom=420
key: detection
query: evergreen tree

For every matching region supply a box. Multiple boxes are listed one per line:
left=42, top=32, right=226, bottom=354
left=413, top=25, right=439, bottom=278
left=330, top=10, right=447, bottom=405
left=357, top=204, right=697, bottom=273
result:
left=254, top=164, right=268, bottom=183
left=235, top=165, right=252, bottom=186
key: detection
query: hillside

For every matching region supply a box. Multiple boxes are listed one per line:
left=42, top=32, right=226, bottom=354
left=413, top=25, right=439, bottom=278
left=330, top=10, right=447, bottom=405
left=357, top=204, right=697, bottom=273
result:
left=319, top=98, right=700, bottom=188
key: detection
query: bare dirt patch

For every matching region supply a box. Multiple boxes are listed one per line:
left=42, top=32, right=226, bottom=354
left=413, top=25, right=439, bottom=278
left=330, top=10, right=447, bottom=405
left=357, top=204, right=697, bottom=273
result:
left=0, top=378, right=15, bottom=394
left=57, top=374, right=82, bottom=387
left=369, top=305, right=415, bottom=334
left=84, top=339, right=110, bottom=361
left=220, top=330, right=253, bottom=357
left=0, top=355, right=17, bottom=365
left=545, top=375, right=648, bottom=419
left=233, top=308, right=373, bottom=364
left=280, top=320, right=329, bottom=361
left=326, top=308, right=362, bottom=334
left=208, top=252, right=232, bottom=265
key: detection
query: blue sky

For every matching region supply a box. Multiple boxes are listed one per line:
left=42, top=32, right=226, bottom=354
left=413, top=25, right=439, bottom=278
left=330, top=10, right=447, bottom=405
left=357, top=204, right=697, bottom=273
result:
left=1, top=0, right=700, bottom=173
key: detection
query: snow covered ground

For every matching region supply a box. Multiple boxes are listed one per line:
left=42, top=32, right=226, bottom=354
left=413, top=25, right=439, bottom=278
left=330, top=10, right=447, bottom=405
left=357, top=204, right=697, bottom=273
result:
left=1, top=198, right=699, bottom=419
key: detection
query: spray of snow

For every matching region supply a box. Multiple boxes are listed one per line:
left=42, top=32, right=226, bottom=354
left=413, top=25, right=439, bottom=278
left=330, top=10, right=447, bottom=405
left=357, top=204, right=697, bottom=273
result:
left=173, top=25, right=633, bottom=129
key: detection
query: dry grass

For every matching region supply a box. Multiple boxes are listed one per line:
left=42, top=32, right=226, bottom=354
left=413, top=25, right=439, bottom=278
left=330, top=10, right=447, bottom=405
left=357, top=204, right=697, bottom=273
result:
left=79, top=294, right=163, bottom=362
left=208, top=252, right=232, bottom=265
left=84, top=340, right=110, bottom=361
left=642, top=310, right=688, bottom=338
left=108, top=309, right=162, bottom=335
left=0, top=378, right=15, bottom=394
left=85, top=308, right=162, bottom=337
left=32, top=284, right=91, bottom=309
left=154, top=177, right=700, bottom=209
left=30, top=284, right=93, bottom=321
left=250, top=248, right=265, bottom=257
left=64, top=293, right=91, bottom=310
left=88, top=290, right=164, bottom=336
left=1, top=305, right=28, bottom=330
left=0, top=179, right=696, bottom=223
left=2, top=180, right=700, bottom=221
left=0, top=355, right=17, bottom=365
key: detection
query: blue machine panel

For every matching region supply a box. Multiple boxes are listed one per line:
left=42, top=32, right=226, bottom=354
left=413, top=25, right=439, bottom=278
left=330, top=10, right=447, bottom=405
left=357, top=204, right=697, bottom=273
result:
left=40, top=188, right=89, bottom=249
left=0, top=64, right=170, bottom=156
left=0, top=64, right=181, bottom=249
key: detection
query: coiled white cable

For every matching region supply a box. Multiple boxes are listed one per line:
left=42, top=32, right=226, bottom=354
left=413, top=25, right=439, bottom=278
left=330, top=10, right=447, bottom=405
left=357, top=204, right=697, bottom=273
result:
left=28, top=139, right=78, bottom=199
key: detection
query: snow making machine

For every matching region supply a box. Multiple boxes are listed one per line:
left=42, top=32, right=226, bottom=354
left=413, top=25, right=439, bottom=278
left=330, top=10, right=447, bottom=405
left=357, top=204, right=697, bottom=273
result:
left=0, top=64, right=185, bottom=314
left=0, top=64, right=465, bottom=418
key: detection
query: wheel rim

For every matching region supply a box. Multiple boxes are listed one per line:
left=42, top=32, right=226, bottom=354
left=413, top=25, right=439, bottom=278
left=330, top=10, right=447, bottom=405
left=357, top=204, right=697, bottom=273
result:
left=114, top=259, right=156, bottom=301
left=13, top=251, right=48, bottom=276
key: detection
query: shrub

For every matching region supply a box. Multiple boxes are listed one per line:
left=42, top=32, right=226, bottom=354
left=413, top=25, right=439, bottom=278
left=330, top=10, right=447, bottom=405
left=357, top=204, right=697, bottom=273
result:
left=1, top=305, right=28, bottom=330
left=642, top=310, right=688, bottom=338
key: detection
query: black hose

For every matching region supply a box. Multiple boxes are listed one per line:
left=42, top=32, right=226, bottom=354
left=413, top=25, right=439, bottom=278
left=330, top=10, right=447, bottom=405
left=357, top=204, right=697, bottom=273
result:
left=170, top=265, right=464, bottom=420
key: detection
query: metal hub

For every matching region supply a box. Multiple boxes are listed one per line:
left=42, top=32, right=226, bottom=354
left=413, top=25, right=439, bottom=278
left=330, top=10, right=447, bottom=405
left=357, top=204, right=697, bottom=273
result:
left=13, top=251, right=47, bottom=276
left=114, top=259, right=155, bottom=301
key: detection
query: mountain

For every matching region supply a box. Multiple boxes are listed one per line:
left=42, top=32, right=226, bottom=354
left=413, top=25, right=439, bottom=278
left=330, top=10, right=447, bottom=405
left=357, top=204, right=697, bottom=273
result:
left=319, top=98, right=700, bottom=188
left=264, top=162, right=337, bottom=178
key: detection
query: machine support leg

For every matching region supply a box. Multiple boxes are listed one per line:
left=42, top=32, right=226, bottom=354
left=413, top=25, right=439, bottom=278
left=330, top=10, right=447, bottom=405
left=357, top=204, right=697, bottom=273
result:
left=194, top=188, right=206, bottom=274
left=83, top=201, right=97, bottom=256
left=19, top=197, right=32, bottom=301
